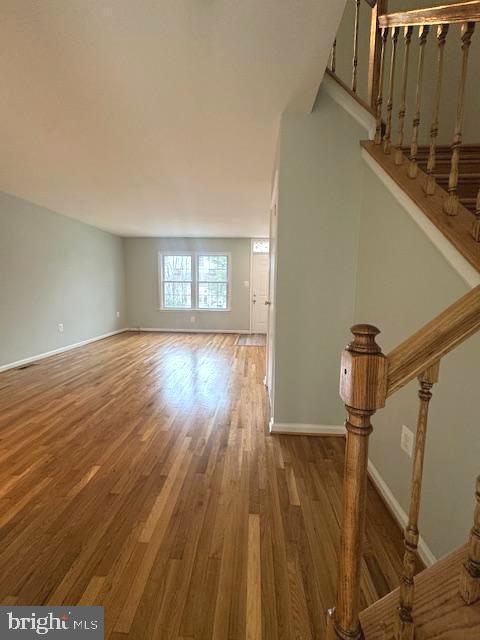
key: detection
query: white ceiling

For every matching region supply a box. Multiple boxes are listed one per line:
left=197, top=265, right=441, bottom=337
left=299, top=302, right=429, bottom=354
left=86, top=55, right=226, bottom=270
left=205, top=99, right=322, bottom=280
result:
left=0, top=1, right=344, bottom=237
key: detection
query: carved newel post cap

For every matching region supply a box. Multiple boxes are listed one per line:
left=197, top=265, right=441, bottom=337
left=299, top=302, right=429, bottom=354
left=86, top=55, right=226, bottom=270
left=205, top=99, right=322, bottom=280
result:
left=347, top=324, right=382, bottom=355
left=340, top=324, right=387, bottom=411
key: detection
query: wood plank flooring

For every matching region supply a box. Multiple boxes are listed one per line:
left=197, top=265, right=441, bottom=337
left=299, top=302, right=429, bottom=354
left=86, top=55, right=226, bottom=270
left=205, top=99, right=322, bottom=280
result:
left=0, top=332, right=405, bottom=639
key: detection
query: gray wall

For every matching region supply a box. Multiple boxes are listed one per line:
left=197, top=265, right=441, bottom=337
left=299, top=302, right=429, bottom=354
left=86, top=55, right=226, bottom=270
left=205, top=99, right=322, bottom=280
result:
left=274, top=76, right=479, bottom=557
left=0, top=192, right=126, bottom=367
left=355, top=163, right=480, bottom=559
left=124, top=237, right=251, bottom=332
left=273, top=88, right=368, bottom=426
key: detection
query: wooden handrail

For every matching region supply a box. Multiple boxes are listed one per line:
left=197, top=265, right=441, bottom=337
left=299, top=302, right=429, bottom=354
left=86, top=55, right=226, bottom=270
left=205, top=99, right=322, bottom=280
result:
left=379, top=1, right=480, bottom=28
left=386, top=284, right=480, bottom=396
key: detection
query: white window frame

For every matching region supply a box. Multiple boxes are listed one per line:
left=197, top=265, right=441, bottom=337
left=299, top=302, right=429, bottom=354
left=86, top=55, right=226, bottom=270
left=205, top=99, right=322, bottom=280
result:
left=158, top=251, right=194, bottom=311
left=158, top=251, right=231, bottom=311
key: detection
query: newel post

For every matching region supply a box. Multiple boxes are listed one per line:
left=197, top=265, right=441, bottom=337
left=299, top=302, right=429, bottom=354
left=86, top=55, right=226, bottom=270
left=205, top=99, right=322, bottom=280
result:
left=327, top=325, right=387, bottom=640
left=459, top=476, right=480, bottom=604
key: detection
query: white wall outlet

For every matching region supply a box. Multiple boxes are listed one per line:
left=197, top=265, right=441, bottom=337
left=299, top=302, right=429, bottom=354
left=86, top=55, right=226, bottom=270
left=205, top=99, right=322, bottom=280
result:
left=58, top=323, right=64, bottom=333
left=116, top=311, right=120, bottom=318
left=401, top=424, right=414, bottom=457
left=190, top=315, right=196, bottom=323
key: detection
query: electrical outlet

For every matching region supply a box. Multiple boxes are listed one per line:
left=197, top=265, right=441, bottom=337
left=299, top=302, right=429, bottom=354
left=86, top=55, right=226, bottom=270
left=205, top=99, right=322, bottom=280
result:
left=190, top=315, right=196, bottom=323
left=116, top=311, right=120, bottom=318
left=58, top=323, right=64, bottom=333
left=401, top=425, right=414, bottom=457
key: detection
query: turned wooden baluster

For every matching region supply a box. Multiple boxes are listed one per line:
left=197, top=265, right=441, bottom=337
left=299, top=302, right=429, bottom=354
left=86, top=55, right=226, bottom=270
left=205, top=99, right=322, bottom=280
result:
left=374, top=27, right=389, bottom=145
left=408, top=25, right=429, bottom=179
left=327, top=325, right=387, bottom=640
left=394, top=26, right=413, bottom=166
left=424, top=25, right=449, bottom=195
left=368, top=0, right=389, bottom=111
left=384, top=26, right=400, bottom=154
left=331, top=38, right=337, bottom=73
left=352, top=0, right=361, bottom=93
left=459, top=476, right=480, bottom=604
left=472, top=188, right=480, bottom=242
left=444, top=22, right=476, bottom=215
left=396, top=362, right=440, bottom=640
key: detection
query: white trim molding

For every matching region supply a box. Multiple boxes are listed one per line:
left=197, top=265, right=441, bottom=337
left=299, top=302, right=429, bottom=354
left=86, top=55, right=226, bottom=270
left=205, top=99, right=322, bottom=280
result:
left=130, top=328, right=250, bottom=334
left=0, top=329, right=128, bottom=374
left=269, top=421, right=346, bottom=436
left=362, top=150, right=480, bottom=289
left=322, top=73, right=376, bottom=140
left=368, top=460, right=437, bottom=567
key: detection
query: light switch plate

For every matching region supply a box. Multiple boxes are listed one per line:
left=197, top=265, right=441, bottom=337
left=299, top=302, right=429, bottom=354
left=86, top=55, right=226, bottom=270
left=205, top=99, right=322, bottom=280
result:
left=58, top=323, right=64, bottom=333
left=401, top=424, right=414, bottom=457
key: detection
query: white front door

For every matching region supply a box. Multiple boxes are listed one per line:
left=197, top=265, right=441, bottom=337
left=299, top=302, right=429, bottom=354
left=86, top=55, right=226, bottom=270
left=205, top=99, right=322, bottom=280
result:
left=251, top=253, right=270, bottom=334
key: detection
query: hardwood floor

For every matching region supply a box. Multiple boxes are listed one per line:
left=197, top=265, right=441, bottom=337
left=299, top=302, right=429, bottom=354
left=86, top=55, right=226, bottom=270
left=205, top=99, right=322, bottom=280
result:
left=0, top=332, right=405, bottom=639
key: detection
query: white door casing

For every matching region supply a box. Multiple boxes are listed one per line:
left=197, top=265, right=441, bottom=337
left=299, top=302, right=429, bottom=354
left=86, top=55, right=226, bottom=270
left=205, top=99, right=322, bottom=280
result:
left=266, top=174, right=278, bottom=406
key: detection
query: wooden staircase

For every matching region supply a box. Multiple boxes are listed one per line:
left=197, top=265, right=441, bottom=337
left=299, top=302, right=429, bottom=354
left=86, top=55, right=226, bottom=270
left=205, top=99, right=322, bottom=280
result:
left=323, top=4, right=480, bottom=638
left=326, top=290, right=480, bottom=640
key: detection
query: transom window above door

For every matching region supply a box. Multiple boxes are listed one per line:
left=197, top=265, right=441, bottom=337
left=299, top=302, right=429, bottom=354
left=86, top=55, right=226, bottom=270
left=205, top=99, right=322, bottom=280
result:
left=252, top=239, right=269, bottom=253
left=159, top=252, right=230, bottom=311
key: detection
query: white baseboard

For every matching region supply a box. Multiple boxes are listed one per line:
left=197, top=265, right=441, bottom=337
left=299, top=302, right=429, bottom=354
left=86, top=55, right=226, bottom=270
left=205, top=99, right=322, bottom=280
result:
left=368, top=460, right=436, bottom=567
left=0, top=329, right=128, bottom=373
left=129, top=327, right=251, bottom=334
left=268, top=420, right=437, bottom=566
left=269, top=420, right=346, bottom=436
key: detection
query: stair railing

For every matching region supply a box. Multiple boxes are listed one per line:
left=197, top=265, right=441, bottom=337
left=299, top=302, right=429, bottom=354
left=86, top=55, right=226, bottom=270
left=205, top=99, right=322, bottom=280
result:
left=326, top=285, right=480, bottom=640
left=328, top=1, right=480, bottom=242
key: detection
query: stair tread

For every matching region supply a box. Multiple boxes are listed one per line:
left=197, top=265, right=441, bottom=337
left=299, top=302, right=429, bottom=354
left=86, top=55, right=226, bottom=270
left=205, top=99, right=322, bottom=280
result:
left=359, top=544, right=480, bottom=639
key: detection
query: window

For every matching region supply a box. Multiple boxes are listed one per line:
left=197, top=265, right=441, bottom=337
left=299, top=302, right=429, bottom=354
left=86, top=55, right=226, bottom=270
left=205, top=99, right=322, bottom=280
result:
left=198, top=254, right=229, bottom=309
left=159, top=252, right=230, bottom=310
left=252, top=239, right=269, bottom=253
left=162, top=254, right=192, bottom=309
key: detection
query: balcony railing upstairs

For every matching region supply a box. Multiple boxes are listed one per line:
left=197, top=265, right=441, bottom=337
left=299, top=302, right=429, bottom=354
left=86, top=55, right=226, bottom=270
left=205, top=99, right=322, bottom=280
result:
left=327, top=1, right=480, bottom=272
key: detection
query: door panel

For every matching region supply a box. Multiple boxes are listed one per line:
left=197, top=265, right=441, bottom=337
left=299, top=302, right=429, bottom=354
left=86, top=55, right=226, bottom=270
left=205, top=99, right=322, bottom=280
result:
left=251, top=254, right=269, bottom=334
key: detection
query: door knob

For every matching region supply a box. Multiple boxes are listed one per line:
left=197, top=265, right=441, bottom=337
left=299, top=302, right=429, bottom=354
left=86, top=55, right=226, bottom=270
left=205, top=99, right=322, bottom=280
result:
left=265, top=300, right=272, bottom=306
